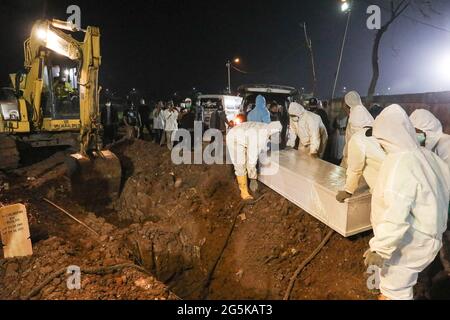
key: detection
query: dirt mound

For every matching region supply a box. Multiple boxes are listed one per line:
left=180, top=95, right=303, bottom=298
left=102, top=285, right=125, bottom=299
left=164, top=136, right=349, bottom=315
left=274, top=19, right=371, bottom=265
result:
left=110, top=140, right=376, bottom=300
left=1, top=139, right=448, bottom=300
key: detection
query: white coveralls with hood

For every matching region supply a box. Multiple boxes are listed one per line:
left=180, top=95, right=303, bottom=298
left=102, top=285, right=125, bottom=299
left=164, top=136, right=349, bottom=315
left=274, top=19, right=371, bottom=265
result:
left=410, top=109, right=450, bottom=279
left=227, top=121, right=282, bottom=200
left=410, top=109, right=450, bottom=169
left=287, top=102, right=328, bottom=158
left=366, top=104, right=450, bottom=300
left=336, top=127, right=386, bottom=202
left=341, top=91, right=374, bottom=168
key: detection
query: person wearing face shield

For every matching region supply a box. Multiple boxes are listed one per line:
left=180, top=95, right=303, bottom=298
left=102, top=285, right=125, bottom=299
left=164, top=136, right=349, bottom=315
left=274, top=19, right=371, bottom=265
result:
left=227, top=121, right=282, bottom=200
left=341, top=91, right=374, bottom=168
left=247, top=95, right=271, bottom=124
left=364, top=104, right=450, bottom=300
left=287, top=102, right=328, bottom=158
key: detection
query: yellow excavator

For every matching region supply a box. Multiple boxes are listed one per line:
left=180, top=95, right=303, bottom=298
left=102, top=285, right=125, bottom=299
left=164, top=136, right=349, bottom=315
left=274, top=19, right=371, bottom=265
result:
left=0, top=19, right=121, bottom=202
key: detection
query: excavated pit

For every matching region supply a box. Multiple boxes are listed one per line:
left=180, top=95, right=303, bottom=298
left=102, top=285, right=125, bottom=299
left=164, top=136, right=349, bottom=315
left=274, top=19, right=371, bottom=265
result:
left=109, top=140, right=374, bottom=299
left=1, top=139, right=448, bottom=300
left=111, top=140, right=450, bottom=300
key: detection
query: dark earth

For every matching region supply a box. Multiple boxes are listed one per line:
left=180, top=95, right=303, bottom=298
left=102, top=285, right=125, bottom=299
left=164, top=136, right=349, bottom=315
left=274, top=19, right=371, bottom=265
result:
left=0, top=139, right=448, bottom=300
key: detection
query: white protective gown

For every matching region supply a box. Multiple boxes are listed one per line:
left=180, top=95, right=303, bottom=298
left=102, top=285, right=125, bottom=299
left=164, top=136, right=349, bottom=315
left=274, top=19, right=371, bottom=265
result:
left=410, top=109, right=450, bottom=169
left=227, top=121, right=282, bottom=179
left=153, top=109, right=165, bottom=130
left=287, top=102, right=328, bottom=158
left=331, top=115, right=348, bottom=161
left=341, top=91, right=374, bottom=167
left=371, top=104, right=450, bottom=300
left=344, top=128, right=386, bottom=194
left=163, top=109, right=179, bottom=131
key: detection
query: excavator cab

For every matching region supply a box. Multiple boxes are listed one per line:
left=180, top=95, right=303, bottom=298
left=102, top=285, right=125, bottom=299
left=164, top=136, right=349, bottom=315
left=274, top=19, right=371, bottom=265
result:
left=40, top=62, right=80, bottom=121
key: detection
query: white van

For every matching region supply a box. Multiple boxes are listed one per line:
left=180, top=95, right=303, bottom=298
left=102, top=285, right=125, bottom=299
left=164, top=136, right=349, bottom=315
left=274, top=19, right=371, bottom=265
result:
left=197, top=94, right=243, bottom=129
left=238, top=84, right=300, bottom=149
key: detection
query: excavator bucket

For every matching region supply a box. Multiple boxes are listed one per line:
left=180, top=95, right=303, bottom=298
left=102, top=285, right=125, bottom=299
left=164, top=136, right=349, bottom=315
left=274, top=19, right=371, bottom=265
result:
left=66, top=150, right=122, bottom=206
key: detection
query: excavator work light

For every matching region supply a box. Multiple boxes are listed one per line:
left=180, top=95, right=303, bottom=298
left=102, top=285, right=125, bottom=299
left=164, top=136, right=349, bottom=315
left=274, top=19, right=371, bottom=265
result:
left=36, top=28, right=47, bottom=40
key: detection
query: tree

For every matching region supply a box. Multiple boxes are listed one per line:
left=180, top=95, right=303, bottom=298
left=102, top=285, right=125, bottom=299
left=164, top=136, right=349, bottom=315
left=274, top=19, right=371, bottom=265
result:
left=367, top=0, right=410, bottom=103
left=367, top=0, right=434, bottom=103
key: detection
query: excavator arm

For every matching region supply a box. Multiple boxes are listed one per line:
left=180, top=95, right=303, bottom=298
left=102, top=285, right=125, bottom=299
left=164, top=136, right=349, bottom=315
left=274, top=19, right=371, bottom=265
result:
left=23, top=19, right=121, bottom=205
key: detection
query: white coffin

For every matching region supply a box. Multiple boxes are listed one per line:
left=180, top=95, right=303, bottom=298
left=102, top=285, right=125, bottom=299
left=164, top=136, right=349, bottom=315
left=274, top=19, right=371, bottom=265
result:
left=258, top=149, right=372, bottom=237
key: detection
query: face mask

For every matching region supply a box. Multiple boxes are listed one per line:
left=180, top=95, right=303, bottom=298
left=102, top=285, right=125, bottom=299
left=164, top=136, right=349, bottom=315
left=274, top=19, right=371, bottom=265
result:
left=417, top=133, right=426, bottom=146
left=106, top=103, right=112, bottom=107
left=290, top=115, right=300, bottom=122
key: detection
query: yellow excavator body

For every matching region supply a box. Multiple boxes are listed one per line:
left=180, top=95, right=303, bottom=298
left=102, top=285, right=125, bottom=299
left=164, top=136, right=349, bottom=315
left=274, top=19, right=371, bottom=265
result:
left=0, top=19, right=121, bottom=203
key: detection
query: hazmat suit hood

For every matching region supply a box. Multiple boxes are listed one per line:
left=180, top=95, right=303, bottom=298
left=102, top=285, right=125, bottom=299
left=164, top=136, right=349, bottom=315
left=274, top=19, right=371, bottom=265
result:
left=288, top=102, right=306, bottom=117
left=410, top=109, right=444, bottom=151
left=345, top=91, right=374, bottom=129
left=373, top=104, right=419, bottom=154
left=255, top=95, right=266, bottom=110
left=349, top=105, right=374, bottom=129
left=247, top=95, right=271, bottom=124
left=345, top=91, right=363, bottom=109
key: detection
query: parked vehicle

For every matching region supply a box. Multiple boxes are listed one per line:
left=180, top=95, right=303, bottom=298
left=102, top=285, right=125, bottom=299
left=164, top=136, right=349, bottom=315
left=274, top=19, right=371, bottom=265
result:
left=238, top=84, right=300, bottom=149
left=197, top=94, right=243, bottom=129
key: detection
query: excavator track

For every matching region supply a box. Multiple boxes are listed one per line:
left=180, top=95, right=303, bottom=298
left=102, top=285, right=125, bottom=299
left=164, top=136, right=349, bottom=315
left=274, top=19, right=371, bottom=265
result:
left=0, top=135, right=20, bottom=170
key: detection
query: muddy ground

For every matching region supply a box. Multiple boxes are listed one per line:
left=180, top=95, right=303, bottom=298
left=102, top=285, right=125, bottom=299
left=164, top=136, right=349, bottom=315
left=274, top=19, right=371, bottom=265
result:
left=0, top=139, right=449, bottom=300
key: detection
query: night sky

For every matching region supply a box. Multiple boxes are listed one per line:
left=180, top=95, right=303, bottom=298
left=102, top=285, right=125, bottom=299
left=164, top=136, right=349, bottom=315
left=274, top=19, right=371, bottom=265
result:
left=1, top=0, right=450, bottom=100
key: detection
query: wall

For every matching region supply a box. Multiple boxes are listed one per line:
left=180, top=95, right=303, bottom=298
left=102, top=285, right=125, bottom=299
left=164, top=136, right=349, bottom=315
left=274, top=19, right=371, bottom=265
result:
left=332, top=91, right=450, bottom=134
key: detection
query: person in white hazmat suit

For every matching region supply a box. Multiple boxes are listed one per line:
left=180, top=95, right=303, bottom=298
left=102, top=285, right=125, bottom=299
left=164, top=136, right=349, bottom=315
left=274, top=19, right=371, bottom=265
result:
left=336, top=126, right=386, bottom=202
left=341, top=91, right=374, bottom=168
left=410, top=108, right=450, bottom=297
left=364, top=104, right=450, bottom=300
left=227, top=121, right=282, bottom=200
left=410, top=109, right=450, bottom=169
left=287, top=102, right=328, bottom=158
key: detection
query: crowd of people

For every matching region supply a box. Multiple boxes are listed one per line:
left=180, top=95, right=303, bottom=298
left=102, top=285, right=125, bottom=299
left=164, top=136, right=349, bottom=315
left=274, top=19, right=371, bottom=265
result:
left=99, top=90, right=449, bottom=300
left=100, top=95, right=232, bottom=149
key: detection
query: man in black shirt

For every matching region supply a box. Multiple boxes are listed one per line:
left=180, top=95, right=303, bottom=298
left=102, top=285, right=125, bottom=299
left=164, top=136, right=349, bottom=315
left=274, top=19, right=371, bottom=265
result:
left=269, top=101, right=281, bottom=122
left=209, top=101, right=230, bottom=134
left=138, top=98, right=152, bottom=140
left=308, top=98, right=330, bottom=135
left=178, top=104, right=196, bottom=150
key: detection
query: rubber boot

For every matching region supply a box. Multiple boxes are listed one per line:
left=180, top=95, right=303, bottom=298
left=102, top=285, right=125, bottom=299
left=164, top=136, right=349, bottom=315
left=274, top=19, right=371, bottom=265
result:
left=237, top=176, right=254, bottom=201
